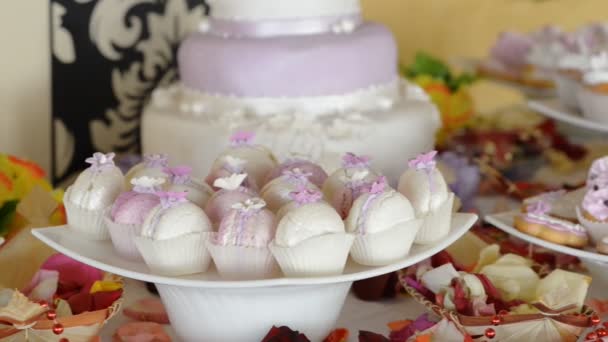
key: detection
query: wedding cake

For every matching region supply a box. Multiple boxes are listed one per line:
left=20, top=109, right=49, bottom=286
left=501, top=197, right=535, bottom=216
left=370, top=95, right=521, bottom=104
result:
left=141, top=0, right=440, bottom=181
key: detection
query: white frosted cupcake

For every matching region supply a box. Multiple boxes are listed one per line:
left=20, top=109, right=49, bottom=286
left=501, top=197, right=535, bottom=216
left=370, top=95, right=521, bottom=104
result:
left=105, top=176, right=164, bottom=260
left=204, top=173, right=256, bottom=227
left=207, top=198, right=277, bottom=280
left=125, top=154, right=170, bottom=188
left=135, top=191, right=213, bottom=276
left=65, top=152, right=125, bottom=240
left=322, top=152, right=378, bottom=219
left=554, top=53, right=588, bottom=109
left=206, top=131, right=277, bottom=190
left=578, top=53, right=608, bottom=124
left=269, top=187, right=354, bottom=277
left=260, top=168, right=320, bottom=212
left=398, top=151, right=455, bottom=244
left=345, top=176, right=423, bottom=266
left=164, top=166, right=213, bottom=209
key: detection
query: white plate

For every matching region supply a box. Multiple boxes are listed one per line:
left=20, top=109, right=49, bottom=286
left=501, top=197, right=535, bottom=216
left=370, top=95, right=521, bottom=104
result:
left=32, top=213, right=477, bottom=288
left=528, top=98, right=608, bottom=133
left=484, top=210, right=608, bottom=262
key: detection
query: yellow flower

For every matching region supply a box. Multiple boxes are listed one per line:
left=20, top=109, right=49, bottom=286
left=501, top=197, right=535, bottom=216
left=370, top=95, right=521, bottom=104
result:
left=89, top=280, right=123, bottom=294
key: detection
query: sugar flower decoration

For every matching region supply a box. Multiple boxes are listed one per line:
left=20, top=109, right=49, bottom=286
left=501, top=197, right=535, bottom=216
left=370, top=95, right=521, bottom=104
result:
left=528, top=200, right=551, bottom=216
left=231, top=198, right=266, bottom=213
left=163, top=166, right=192, bottom=185
left=157, top=191, right=188, bottom=209
left=408, top=151, right=438, bottom=172
left=282, top=168, right=312, bottom=185
left=289, top=185, right=323, bottom=206
left=368, top=176, right=387, bottom=195
left=213, top=173, right=248, bottom=191
left=143, top=154, right=168, bottom=168
left=85, top=152, right=116, bottom=172
left=230, top=131, right=255, bottom=147
left=342, top=152, right=371, bottom=169
left=131, top=176, right=165, bottom=193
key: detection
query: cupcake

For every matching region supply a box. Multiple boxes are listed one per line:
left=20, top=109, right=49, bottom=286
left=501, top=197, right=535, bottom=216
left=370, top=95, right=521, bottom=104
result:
left=596, top=236, right=608, bottom=254
left=263, top=158, right=328, bottom=188
left=578, top=53, right=608, bottom=124
left=577, top=187, right=608, bottom=244
left=125, top=154, right=169, bottom=188
left=269, top=187, right=354, bottom=277
left=164, top=166, right=213, bottom=208
left=260, top=168, right=320, bottom=212
left=554, top=53, right=589, bottom=109
left=65, top=152, right=124, bottom=240
left=398, top=151, right=454, bottom=244
left=587, top=156, right=608, bottom=190
left=135, top=191, right=213, bottom=276
left=206, top=131, right=277, bottom=190
left=206, top=198, right=277, bottom=279
left=524, top=26, right=570, bottom=88
left=204, top=173, right=256, bottom=227
left=105, top=176, right=164, bottom=260
left=322, top=152, right=378, bottom=219
left=345, top=176, right=422, bottom=266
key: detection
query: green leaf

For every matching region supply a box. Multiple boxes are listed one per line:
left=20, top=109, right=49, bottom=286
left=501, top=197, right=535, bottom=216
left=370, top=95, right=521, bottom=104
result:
left=406, top=52, right=451, bottom=79
left=0, top=200, right=19, bottom=237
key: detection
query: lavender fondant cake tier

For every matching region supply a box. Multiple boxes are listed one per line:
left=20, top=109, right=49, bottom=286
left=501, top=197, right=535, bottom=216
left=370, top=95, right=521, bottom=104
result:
left=178, top=23, right=397, bottom=97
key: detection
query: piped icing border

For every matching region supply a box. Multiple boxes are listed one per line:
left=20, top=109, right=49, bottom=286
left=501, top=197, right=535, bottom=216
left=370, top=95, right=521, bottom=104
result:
left=151, top=78, right=429, bottom=118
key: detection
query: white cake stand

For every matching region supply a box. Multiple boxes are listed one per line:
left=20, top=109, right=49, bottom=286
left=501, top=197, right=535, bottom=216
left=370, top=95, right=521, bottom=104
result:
left=33, top=213, right=477, bottom=342
left=528, top=98, right=608, bottom=133
left=485, top=211, right=608, bottom=284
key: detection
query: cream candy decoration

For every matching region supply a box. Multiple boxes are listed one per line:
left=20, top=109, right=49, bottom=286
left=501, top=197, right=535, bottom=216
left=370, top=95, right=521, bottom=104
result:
left=346, top=176, right=422, bottom=265
left=346, top=176, right=415, bottom=235
left=208, top=131, right=277, bottom=190
left=125, top=154, right=170, bottom=188
left=164, top=166, right=213, bottom=208
left=67, top=152, right=124, bottom=211
left=270, top=187, right=354, bottom=276
left=397, top=151, right=449, bottom=216
left=274, top=189, right=344, bottom=248
left=140, top=192, right=212, bottom=240
left=136, top=191, right=213, bottom=276
left=260, top=168, right=320, bottom=212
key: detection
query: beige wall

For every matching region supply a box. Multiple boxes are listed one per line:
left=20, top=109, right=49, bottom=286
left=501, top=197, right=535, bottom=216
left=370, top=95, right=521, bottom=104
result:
left=1, top=1, right=50, bottom=173
left=3, top=0, right=608, bottom=175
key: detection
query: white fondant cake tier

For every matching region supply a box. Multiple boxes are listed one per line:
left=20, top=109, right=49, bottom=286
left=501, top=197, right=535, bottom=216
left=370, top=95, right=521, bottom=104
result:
left=207, top=0, right=360, bottom=21
left=141, top=81, right=440, bottom=182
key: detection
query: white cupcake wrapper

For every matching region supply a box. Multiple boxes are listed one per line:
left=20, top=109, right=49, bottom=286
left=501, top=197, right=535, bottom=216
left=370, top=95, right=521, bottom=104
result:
left=206, top=241, right=278, bottom=280
left=64, top=197, right=109, bottom=241
left=578, top=86, right=608, bottom=124
left=414, top=193, right=455, bottom=245
left=576, top=206, right=608, bottom=245
left=553, top=73, right=580, bottom=110
left=134, top=232, right=212, bottom=276
left=350, top=218, right=423, bottom=266
left=104, top=210, right=143, bottom=261
left=269, top=233, right=355, bottom=277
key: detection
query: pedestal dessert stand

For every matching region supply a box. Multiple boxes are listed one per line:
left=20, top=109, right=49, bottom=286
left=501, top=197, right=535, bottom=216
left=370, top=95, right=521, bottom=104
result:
left=32, top=213, right=477, bottom=342
left=485, top=211, right=608, bottom=284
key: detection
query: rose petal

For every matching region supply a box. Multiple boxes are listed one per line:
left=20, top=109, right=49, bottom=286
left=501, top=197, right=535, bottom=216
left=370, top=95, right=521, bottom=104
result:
left=22, top=269, right=59, bottom=302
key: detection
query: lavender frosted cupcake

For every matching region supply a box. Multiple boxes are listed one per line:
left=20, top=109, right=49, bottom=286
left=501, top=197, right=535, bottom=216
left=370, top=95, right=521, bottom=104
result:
left=65, top=152, right=124, bottom=240
left=269, top=187, right=354, bottom=277
left=125, top=154, right=170, bottom=188
left=260, top=168, right=320, bottom=212
left=204, top=173, right=256, bottom=227
left=577, top=187, right=608, bottom=244
left=346, top=176, right=422, bottom=266
left=263, top=157, right=328, bottom=188
left=206, top=131, right=277, bottom=190
left=207, top=198, right=277, bottom=280
left=578, top=53, right=608, bottom=124
left=164, top=166, right=213, bottom=209
left=322, top=152, right=378, bottom=219
left=398, top=151, right=454, bottom=244
left=105, top=176, right=164, bottom=260
left=135, top=191, right=213, bottom=276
